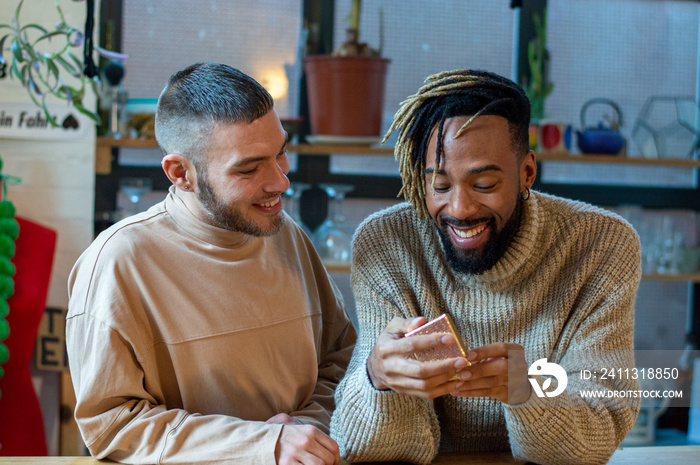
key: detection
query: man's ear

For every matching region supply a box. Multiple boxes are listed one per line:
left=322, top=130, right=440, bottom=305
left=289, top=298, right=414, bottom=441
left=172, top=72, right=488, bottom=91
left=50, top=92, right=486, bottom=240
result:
left=520, top=150, right=537, bottom=190
left=162, top=154, right=196, bottom=193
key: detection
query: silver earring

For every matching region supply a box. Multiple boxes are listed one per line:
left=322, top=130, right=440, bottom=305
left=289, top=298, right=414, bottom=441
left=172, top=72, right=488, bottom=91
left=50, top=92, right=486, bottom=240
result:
left=520, top=187, right=530, bottom=200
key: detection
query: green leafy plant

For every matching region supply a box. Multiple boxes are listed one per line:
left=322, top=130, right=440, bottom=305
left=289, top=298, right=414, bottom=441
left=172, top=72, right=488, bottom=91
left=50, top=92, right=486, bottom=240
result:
left=0, top=0, right=100, bottom=126
left=524, top=9, right=553, bottom=121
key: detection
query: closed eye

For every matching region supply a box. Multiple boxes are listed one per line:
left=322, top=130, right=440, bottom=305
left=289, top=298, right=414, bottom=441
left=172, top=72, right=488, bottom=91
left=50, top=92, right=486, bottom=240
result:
left=474, top=183, right=497, bottom=191
left=239, top=166, right=259, bottom=175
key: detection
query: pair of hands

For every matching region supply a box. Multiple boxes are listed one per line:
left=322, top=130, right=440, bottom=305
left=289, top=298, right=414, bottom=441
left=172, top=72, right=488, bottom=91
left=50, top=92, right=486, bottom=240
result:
left=266, top=413, right=340, bottom=465
left=367, top=317, right=531, bottom=404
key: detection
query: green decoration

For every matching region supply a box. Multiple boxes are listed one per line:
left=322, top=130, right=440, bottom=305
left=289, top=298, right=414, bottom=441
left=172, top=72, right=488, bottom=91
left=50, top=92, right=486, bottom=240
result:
left=524, top=8, right=553, bottom=121
left=0, top=158, right=19, bottom=393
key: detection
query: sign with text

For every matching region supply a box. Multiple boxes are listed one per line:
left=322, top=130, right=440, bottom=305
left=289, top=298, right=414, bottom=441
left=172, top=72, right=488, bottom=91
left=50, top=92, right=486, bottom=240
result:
left=0, top=101, right=90, bottom=140
left=35, top=307, right=69, bottom=372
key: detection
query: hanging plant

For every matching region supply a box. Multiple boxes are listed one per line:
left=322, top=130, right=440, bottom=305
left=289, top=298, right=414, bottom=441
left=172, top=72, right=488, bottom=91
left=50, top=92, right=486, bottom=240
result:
left=0, top=0, right=126, bottom=127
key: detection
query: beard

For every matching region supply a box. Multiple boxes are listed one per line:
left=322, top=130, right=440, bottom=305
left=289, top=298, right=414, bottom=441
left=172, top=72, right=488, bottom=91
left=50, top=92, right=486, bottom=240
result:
left=435, top=196, right=523, bottom=275
left=196, top=169, right=284, bottom=237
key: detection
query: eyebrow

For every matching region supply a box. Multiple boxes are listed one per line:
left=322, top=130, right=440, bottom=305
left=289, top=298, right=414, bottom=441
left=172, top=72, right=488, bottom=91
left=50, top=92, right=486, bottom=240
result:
left=424, top=164, right=503, bottom=176
left=230, top=138, right=288, bottom=169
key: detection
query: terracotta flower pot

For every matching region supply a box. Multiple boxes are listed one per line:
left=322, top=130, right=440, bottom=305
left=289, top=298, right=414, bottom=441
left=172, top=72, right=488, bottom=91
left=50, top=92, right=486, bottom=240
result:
left=304, top=55, right=390, bottom=137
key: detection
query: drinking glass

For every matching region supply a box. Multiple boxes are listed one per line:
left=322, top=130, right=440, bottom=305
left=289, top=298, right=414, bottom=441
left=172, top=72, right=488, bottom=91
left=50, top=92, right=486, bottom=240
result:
left=118, top=177, right=153, bottom=216
left=283, top=182, right=312, bottom=236
left=313, top=183, right=354, bottom=262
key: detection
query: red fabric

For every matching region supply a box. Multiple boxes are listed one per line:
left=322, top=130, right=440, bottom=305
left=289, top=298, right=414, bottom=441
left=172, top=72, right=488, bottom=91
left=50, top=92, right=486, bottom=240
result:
left=0, top=217, right=57, bottom=456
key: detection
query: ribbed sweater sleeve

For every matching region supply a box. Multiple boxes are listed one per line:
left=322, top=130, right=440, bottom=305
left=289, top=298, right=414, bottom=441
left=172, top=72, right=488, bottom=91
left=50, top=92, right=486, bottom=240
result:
left=330, top=272, right=440, bottom=464
left=331, top=205, right=447, bottom=464
left=504, top=213, right=641, bottom=464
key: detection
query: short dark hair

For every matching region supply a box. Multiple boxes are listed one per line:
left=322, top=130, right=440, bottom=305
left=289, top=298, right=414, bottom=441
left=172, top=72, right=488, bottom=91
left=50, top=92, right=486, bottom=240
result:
left=155, top=62, right=273, bottom=164
left=384, top=69, right=531, bottom=217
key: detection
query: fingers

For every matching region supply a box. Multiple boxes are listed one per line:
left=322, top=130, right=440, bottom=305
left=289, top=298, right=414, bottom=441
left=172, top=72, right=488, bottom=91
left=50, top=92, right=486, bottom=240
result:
left=382, top=332, right=457, bottom=359
left=391, top=372, right=464, bottom=399
left=458, top=355, right=509, bottom=381
left=450, top=343, right=531, bottom=404
left=367, top=317, right=470, bottom=396
left=384, top=316, right=427, bottom=334
left=371, top=349, right=470, bottom=398
left=276, top=425, right=340, bottom=465
left=384, top=351, right=468, bottom=380
left=466, top=342, right=524, bottom=364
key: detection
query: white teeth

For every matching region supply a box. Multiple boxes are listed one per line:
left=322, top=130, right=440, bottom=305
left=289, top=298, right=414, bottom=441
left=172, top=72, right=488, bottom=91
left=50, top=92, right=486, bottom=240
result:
left=259, top=197, right=280, bottom=208
left=452, top=224, right=486, bottom=238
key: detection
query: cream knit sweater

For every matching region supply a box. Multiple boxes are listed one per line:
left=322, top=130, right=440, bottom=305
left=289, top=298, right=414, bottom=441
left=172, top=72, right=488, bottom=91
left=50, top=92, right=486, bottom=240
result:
left=330, top=191, right=641, bottom=465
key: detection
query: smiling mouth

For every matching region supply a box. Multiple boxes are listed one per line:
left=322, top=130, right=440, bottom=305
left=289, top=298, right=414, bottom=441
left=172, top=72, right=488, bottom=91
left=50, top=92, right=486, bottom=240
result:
left=257, top=197, right=280, bottom=208
left=450, top=223, right=487, bottom=238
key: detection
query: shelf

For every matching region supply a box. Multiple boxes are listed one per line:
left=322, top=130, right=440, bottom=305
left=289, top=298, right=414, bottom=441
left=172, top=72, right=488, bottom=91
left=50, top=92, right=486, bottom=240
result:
left=97, top=137, right=160, bottom=148
left=536, top=152, right=700, bottom=168
left=95, top=137, right=161, bottom=174
left=95, top=137, right=700, bottom=173
left=322, top=260, right=351, bottom=273
left=641, top=273, right=700, bottom=283
left=288, top=143, right=394, bottom=155
left=93, top=136, right=700, bottom=280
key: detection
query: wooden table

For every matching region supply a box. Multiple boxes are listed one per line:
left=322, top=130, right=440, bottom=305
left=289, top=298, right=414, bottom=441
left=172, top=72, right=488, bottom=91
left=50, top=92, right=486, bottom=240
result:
left=1, top=446, right=698, bottom=464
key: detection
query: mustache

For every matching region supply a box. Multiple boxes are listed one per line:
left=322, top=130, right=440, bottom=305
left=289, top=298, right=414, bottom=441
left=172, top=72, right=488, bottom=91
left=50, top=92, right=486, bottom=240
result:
left=440, top=215, right=493, bottom=228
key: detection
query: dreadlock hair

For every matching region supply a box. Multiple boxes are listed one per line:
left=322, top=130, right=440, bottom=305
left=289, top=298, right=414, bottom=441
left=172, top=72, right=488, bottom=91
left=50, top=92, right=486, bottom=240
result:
left=384, top=69, right=531, bottom=218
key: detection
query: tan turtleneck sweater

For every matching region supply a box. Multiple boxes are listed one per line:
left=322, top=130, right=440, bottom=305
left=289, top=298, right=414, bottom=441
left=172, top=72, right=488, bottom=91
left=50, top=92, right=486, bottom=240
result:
left=330, top=191, right=641, bottom=465
left=67, top=187, right=356, bottom=464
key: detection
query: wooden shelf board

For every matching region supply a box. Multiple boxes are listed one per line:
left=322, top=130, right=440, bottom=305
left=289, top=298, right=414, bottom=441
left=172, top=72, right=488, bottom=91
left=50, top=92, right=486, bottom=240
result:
left=288, top=143, right=394, bottom=155
left=536, top=152, right=700, bottom=167
left=641, top=273, right=700, bottom=283
left=323, top=260, right=351, bottom=273
left=96, top=137, right=700, bottom=167
left=96, top=137, right=159, bottom=148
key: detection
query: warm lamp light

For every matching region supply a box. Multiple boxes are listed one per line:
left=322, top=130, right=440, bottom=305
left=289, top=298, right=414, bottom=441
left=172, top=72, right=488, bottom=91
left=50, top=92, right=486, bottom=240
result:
left=260, top=71, right=288, bottom=101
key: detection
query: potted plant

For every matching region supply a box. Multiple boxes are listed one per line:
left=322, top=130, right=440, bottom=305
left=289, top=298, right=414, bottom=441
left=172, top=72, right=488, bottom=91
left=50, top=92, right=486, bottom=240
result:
left=303, top=0, right=390, bottom=141
left=522, top=9, right=553, bottom=151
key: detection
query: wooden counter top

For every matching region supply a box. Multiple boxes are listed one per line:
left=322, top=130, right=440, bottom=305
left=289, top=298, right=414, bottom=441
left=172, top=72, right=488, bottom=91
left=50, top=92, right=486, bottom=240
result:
left=2, top=446, right=698, bottom=464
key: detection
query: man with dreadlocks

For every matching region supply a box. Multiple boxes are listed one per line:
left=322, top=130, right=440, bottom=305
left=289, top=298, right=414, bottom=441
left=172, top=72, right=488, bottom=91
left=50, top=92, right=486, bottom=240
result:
left=330, top=69, right=641, bottom=465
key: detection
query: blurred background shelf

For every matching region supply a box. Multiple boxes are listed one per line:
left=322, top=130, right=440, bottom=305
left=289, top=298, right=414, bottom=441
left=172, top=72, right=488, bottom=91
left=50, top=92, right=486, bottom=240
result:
left=96, top=136, right=700, bottom=173
left=642, top=273, right=700, bottom=283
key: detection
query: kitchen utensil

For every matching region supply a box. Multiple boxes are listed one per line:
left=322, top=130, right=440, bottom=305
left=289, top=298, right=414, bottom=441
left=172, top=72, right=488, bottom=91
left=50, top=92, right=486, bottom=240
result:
left=577, top=98, right=625, bottom=154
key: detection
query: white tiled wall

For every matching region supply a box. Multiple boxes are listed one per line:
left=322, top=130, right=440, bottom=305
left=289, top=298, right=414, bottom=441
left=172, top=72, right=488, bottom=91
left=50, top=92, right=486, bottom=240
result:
left=121, top=0, right=303, bottom=118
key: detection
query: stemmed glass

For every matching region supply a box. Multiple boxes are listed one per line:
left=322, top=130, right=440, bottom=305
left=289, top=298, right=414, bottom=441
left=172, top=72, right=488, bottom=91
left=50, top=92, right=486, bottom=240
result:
left=313, top=183, right=355, bottom=262
left=118, top=177, right=153, bottom=216
left=283, top=182, right=312, bottom=236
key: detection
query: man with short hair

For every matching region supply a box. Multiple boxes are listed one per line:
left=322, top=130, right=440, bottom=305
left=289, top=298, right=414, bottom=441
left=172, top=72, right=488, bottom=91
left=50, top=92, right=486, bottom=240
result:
left=67, top=62, right=355, bottom=465
left=330, top=69, right=641, bottom=465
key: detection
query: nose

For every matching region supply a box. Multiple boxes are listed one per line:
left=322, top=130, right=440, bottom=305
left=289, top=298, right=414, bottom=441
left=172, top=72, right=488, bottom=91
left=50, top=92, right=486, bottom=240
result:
left=445, top=186, right=480, bottom=220
left=265, top=152, right=290, bottom=193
